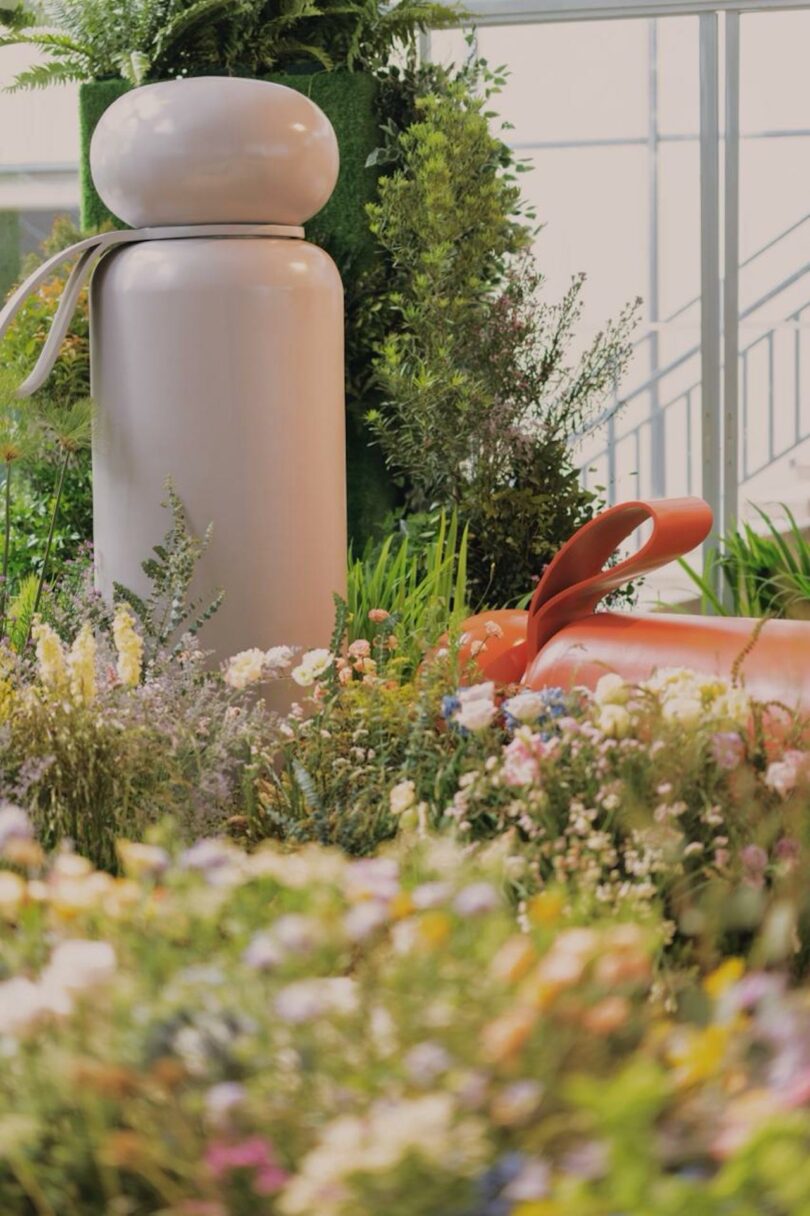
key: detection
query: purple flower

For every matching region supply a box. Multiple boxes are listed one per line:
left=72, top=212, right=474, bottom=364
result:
left=741, top=844, right=768, bottom=874
left=404, top=1041, right=451, bottom=1085
left=711, top=731, right=745, bottom=771
left=775, top=836, right=800, bottom=864
left=454, top=882, right=499, bottom=917
left=0, top=804, right=33, bottom=850
left=179, top=839, right=233, bottom=874
left=242, top=932, right=284, bottom=971
left=204, top=1082, right=246, bottom=1126
left=345, top=857, right=400, bottom=902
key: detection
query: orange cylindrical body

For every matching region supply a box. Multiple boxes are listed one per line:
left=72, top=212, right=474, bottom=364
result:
left=524, top=611, right=810, bottom=712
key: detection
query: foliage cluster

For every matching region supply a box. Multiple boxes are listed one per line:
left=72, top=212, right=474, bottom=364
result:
left=0, top=218, right=94, bottom=598
left=683, top=503, right=810, bottom=619
left=2, top=814, right=810, bottom=1212
left=365, top=59, right=639, bottom=603
left=0, top=0, right=459, bottom=87
left=261, top=622, right=810, bottom=965
left=0, top=492, right=277, bottom=868
left=347, top=508, right=469, bottom=672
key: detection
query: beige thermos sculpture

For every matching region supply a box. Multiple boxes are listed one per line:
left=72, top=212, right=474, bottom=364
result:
left=0, top=78, right=347, bottom=676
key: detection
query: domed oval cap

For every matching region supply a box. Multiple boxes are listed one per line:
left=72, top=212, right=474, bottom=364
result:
left=90, top=77, right=339, bottom=228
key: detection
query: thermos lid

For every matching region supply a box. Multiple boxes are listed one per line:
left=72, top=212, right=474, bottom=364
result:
left=90, top=77, right=339, bottom=229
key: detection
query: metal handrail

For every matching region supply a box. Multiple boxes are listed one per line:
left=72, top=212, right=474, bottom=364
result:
left=583, top=296, right=810, bottom=503
left=580, top=255, right=810, bottom=437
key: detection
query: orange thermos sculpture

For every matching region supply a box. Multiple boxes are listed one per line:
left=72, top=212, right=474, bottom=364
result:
left=456, top=496, right=810, bottom=714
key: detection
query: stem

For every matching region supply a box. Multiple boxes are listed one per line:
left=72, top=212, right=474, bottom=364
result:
left=28, top=448, right=70, bottom=644
left=0, top=460, right=10, bottom=636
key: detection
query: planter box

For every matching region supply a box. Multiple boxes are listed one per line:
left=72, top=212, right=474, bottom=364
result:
left=78, top=72, right=398, bottom=542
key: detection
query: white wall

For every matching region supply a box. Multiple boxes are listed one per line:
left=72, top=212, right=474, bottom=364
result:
left=0, top=45, right=79, bottom=209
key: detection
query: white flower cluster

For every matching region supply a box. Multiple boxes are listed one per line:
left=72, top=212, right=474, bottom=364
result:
left=643, top=667, right=750, bottom=729
left=454, top=682, right=498, bottom=733
left=0, top=939, right=116, bottom=1039
left=291, top=648, right=334, bottom=688
left=279, top=1094, right=486, bottom=1216
left=223, top=645, right=295, bottom=689
left=592, top=668, right=750, bottom=738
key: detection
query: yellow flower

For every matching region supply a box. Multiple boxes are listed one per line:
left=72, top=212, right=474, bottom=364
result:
left=32, top=618, right=65, bottom=688
left=491, top=936, right=537, bottom=984
left=526, top=889, right=565, bottom=928
left=668, top=1022, right=732, bottom=1086
left=113, top=603, right=143, bottom=687
left=704, top=957, right=745, bottom=1001
left=67, top=622, right=97, bottom=705
left=0, top=871, right=26, bottom=918
left=481, top=1008, right=536, bottom=1065
left=418, top=910, right=451, bottom=949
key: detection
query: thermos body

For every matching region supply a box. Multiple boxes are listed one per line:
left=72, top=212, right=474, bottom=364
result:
left=91, top=235, right=346, bottom=663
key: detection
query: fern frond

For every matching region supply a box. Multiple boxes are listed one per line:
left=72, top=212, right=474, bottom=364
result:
left=153, top=0, right=245, bottom=59
left=2, top=59, right=86, bottom=90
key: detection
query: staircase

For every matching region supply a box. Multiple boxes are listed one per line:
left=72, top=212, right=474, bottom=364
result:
left=579, top=213, right=810, bottom=606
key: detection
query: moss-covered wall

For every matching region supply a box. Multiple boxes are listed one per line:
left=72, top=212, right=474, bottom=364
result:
left=78, top=72, right=397, bottom=543
left=79, top=72, right=381, bottom=270
left=0, top=211, right=20, bottom=300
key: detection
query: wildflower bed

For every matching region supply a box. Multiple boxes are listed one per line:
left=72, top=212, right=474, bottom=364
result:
left=2, top=591, right=810, bottom=1211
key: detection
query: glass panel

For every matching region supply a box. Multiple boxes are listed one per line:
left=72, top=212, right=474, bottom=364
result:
left=435, top=13, right=701, bottom=590
left=736, top=10, right=810, bottom=513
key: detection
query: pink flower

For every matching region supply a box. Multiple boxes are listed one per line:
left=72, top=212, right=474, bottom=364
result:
left=501, top=731, right=556, bottom=788
left=765, top=749, right=807, bottom=797
left=711, top=731, right=745, bottom=771
left=501, top=735, right=540, bottom=787
left=205, top=1136, right=288, bottom=1195
left=348, top=638, right=371, bottom=660
left=368, top=608, right=389, bottom=623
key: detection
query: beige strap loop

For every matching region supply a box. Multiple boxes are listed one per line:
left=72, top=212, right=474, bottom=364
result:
left=0, top=223, right=305, bottom=399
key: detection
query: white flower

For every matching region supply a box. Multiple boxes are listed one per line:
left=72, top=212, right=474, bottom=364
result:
left=454, top=882, right=499, bottom=917
left=456, top=699, right=497, bottom=732
left=452, top=682, right=498, bottom=732
left=278, top=1096, right=486, bottom=1216
left=597, top=704, right=632, bottom=739
left=264, top=645, right=295, bottom=671
left=343, top=902, right=388, bottom=942
left=0, top=977, right=71, bottom=1037
left=291, top=648, right=334, bottom=686
left=224, top=648, right=267, bottom=689
left=43, top=939, right=117, bottom=992
left=457, top=681, right=496, bottom=706
left=594, top=673, right=629, bottom=705
left=0, top=805, right=32, bottom=849
left=275, top=977, right=357, bottom=1024
left=502, top=691, right=547, bottom=723
left=389, top=780, right=416, bottom=816
left=661, top=696, right=703, bottom=728
left=712, top=686, right=750, bottom=727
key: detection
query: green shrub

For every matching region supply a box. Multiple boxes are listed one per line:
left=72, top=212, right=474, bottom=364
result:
left=257, top=624, right=810, bottom=969
left=366, top=61, right=639, bottom=605
left=1, top=0, right=459, bottom=87
left=0, top=490, right=279, bottom=868
left=682, top=503, right=810, bottom=619
left=346, top=508, right=469, bottom=670
left=0, top=209, right=19, bottom=299
left=0, top=217, right=94, bottom=598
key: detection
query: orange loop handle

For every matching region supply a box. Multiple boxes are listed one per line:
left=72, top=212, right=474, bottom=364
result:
left=525, top=497, right=713, bottom=661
